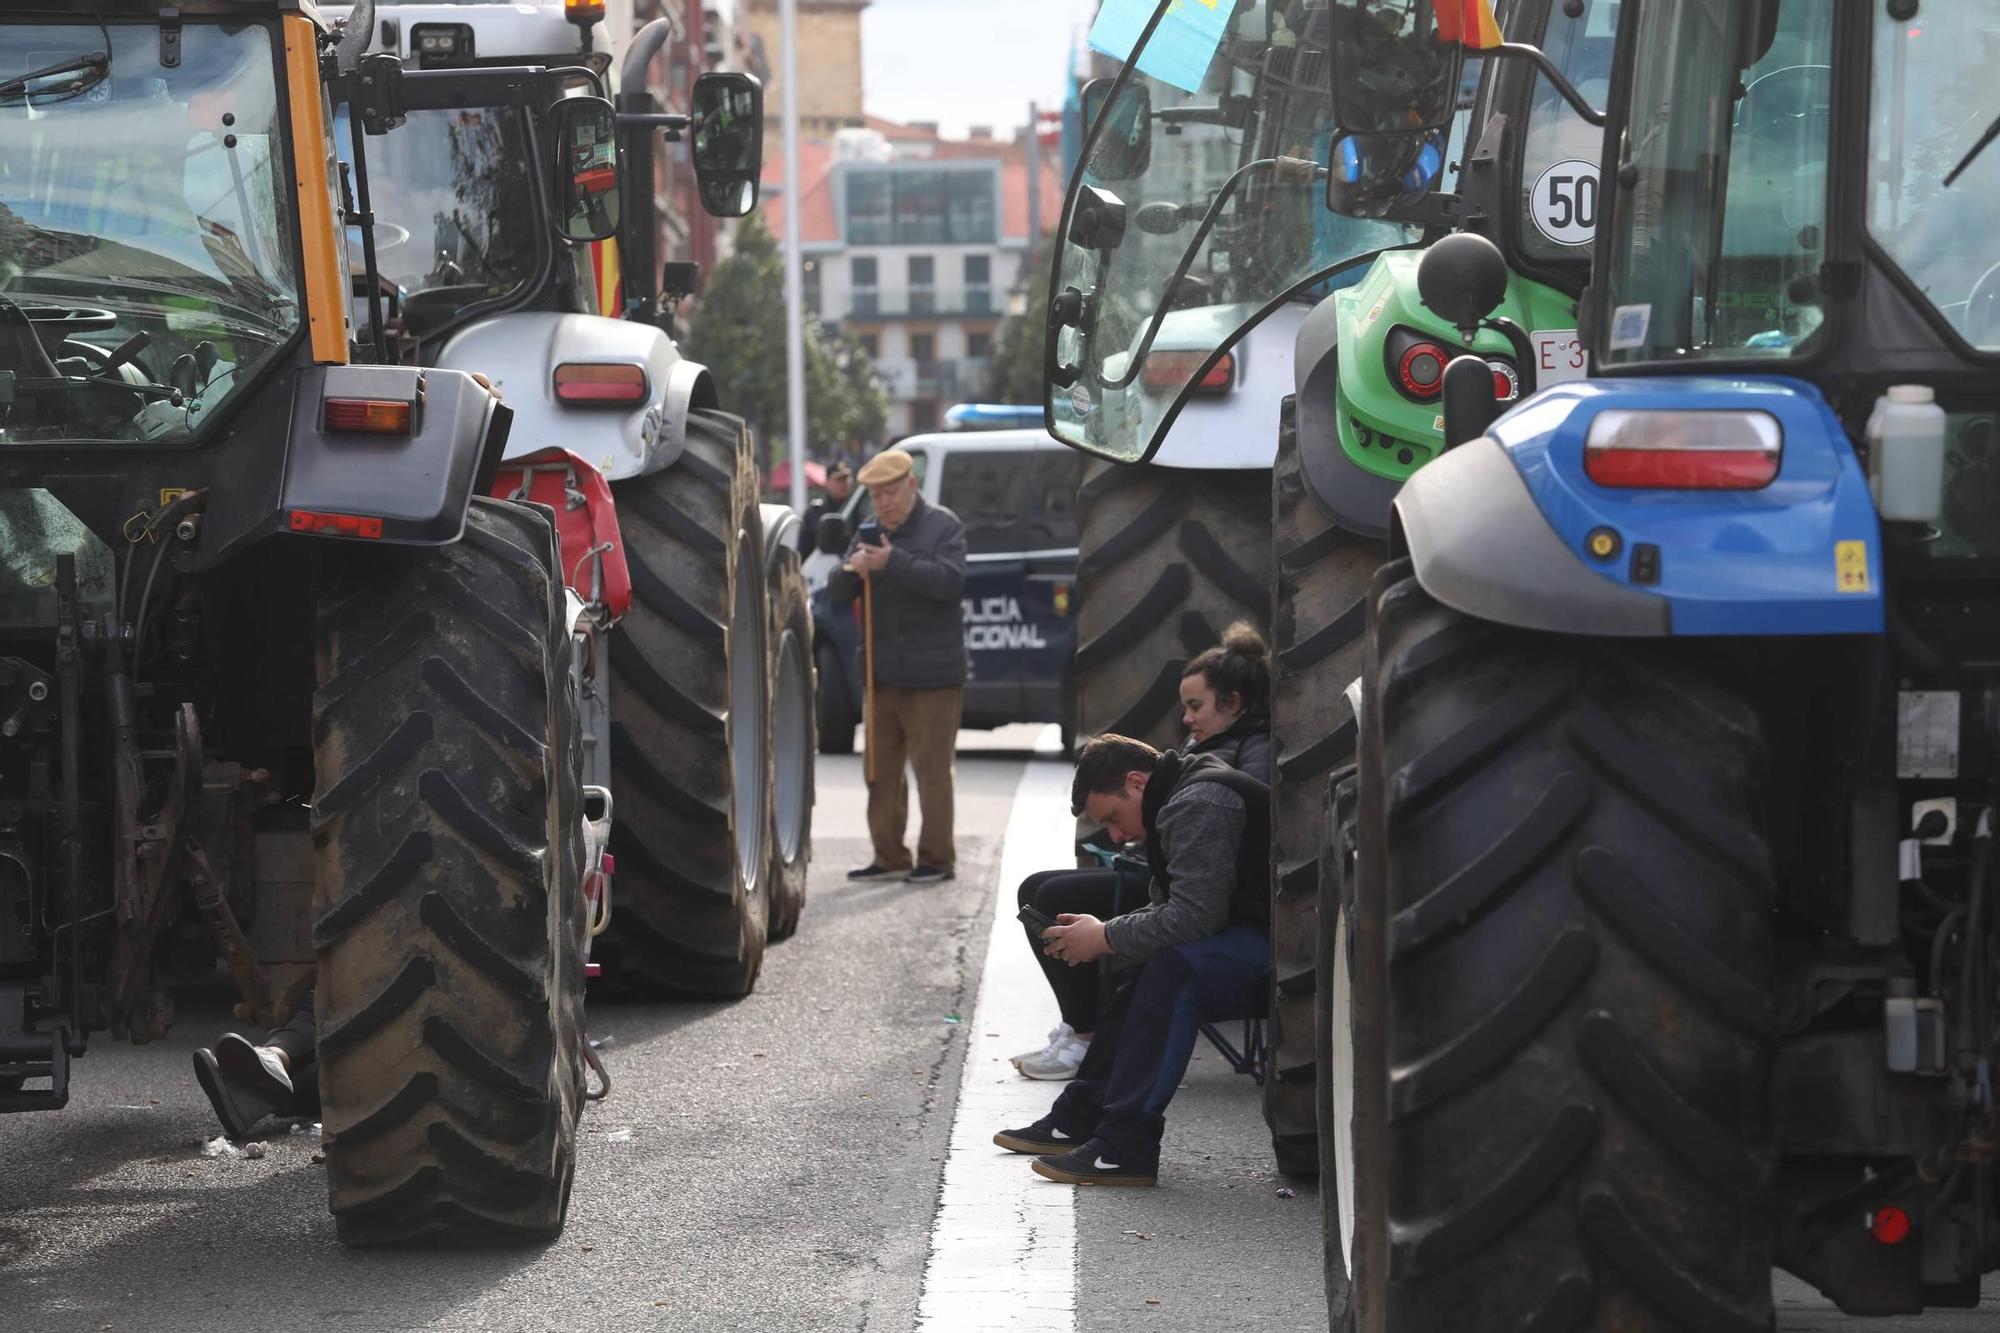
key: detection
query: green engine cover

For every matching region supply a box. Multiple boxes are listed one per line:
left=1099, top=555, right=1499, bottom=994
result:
left=1329, top=251, right=1578, bottom=482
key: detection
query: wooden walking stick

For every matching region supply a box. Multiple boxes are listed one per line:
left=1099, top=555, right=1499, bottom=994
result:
left=862, top=569, right=876, bottom=785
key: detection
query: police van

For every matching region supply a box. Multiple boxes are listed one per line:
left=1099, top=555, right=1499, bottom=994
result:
left=807, top=430, right=1083, bottom=753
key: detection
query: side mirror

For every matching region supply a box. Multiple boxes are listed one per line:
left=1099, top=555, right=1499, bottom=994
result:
left=691, top=71, right=763, bottom=218
left=1080, top=77, right=1112, bottom=131
left=549, top=96, right=621, bottom=243
left=1088, top=81, right=1151, bottom=182
left=816, top=514, right=849, bottom=556
left=1327, top=0, right=1463, bottom=134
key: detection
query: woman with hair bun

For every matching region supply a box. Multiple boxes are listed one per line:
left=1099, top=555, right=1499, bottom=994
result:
left=1178, top=621, right=1272, bottom=783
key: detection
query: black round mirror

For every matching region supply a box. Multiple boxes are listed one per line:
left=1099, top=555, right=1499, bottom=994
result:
left=1417, top=233, right=1510, bottom=333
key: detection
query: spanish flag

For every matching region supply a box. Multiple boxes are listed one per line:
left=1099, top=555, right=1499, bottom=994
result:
left=1436, top=0, right=1504, bottom=50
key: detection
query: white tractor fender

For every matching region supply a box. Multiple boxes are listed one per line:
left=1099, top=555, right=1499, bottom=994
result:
left=433, top=312, right=709, bottom=482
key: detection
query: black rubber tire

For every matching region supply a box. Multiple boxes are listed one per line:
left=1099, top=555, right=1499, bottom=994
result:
left=1073, top=460, right=1271, bottom=750
left=312, top=497, right=587, bottom=1246
left=1316, top=764, right=1361, bottom=1326
left=1268, top=398, right=1377, bottom=1177
left=1349, top=567, right=1777, bottom=1332
left=766, top=547, right=815, bottom=941
left=816, top=639, right=857, bottom=755
left=601, top=409, right=772, bottom=996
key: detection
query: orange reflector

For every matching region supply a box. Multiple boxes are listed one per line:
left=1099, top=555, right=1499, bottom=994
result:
left=566, top=0, right=606, bottom=21
left=1140, top=350, right=1233, bottom=393
left=1871, top=1206, right=1912, bottom=1245
left=290, top=510, right=384, bottom=540
left=554, top=362, right=649, bottom=404
left=324, top=398, right=413, bottom=434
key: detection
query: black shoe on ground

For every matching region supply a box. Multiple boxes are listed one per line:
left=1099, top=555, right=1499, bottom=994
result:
left=192, top=1037, right=292, bottom=1141
left=993, top=1116, right=1091, bottom=1156
left=847, top=863, right=906, bottom=881
left=1030, top=1143, right=1157, bottom=1187
left=905, top=865, right=954, bottom=884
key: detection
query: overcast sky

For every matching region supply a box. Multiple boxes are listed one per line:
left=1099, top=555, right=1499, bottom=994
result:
left=861, top=0, right=1100, bottom=137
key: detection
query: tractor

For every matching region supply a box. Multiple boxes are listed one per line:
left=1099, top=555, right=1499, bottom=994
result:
left=1047, top=0, right=1609, bottom=1176
left=0, top=0, right=625, bottom=1245
left=1053, top=0, right=2000, bottom=1326
left=323, top=0, right=813, bottom=994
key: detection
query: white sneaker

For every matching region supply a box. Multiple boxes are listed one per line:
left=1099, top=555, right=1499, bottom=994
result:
left=1018, top=1037, right=1089, bottom=1081
left=1010, top=1022, right=1073, bottom=1071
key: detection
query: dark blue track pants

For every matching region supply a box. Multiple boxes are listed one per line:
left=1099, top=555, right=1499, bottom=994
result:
left=1046, top=926, right=1269, bottom=1171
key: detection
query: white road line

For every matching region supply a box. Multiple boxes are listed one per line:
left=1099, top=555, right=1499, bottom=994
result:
left=917, top=744, right=1079, bottom=1332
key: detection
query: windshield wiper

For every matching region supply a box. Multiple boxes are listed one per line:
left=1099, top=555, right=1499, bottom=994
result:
left=1946, top=108, right=2000, bottom=187
left=0, top=51, right=109, bottom=103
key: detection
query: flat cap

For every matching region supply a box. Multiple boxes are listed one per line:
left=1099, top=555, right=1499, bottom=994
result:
left=857, top=450, right=913, bottom=485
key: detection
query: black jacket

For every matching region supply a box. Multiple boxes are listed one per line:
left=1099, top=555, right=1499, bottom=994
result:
left=827, top=495, right=969, bottom=689
left=1099, top=751, right=1270, bottom=962
left=1184, top=705, right=1272, bottom=785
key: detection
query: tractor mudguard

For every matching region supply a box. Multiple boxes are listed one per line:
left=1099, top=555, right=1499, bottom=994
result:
left=1394, top=376, right=1886, bottom=637
left=435, top=312, right=716, bottom=483
left=199, top=364, right=508, bottom=569
left=760, top=502, right=802, bottom=571
left=1293, top=251, right=1578, bottom=539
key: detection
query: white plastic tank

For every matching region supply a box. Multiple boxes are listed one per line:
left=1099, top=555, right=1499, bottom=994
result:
left=1868, top=384, right=1948, bottom=523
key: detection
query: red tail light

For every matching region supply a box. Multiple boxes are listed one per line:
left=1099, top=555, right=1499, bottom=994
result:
left=290, top=510, right=384, bottom=539
left=1870, top=1206, right=1911, bottom=1245
left=324, top=398, right=413, bottom=434
left=555, top=362, right=648, bottom=404
left=1397, top=343, right=1448, bottom=399
left=1584, top=410, right=1782, bottom=490
left=1140, top=350, right=1234, bottom=394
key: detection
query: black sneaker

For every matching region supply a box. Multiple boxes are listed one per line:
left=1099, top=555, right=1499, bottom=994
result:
left=993, top=1117, right=1092, bottom=1156
left=905, top=865, right=954, bottom=884
left=847, top=863, right=907, bottom=881
left=1031, top=1143, right=1157, bottom=1187
left=192, top=1035, right=292, bottom=1141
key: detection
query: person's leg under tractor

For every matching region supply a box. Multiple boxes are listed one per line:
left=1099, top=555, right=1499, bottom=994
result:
left=192, top=992, right=321, bottom=1139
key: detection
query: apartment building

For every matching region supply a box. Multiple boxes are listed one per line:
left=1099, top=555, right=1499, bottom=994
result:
left=769, top=121, right=1062, bottom=436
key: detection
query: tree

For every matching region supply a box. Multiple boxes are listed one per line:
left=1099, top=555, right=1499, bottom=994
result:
left=685, top=214, right=889, bottom=469
left=984, top=229, right=1057, bottom=404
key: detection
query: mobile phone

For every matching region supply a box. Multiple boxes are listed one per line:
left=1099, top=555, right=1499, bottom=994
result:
left=1017, top=904, right=1057, bottom=933
left=857, top=520, right=885, bottom=547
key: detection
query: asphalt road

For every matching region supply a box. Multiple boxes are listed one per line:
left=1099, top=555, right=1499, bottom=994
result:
left=0, top=726, right=1995, bottom=1331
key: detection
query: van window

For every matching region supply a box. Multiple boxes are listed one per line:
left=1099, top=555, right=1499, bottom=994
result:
left=939, top=450, right=1084, bottom=554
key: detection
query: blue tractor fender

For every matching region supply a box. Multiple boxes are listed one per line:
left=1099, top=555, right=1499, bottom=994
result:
left=1391, top=376, right=1885, bottom=637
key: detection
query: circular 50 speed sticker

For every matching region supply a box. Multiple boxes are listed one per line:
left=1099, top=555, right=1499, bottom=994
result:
left=1529, top=159, right=1600, bottom=247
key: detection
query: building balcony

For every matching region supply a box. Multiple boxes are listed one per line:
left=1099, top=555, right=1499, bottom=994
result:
left=843, top=291, right=1004, bottom=321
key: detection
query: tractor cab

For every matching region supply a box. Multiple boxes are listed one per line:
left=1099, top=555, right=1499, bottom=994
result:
left=1044, top=0, right=1622, bottom=478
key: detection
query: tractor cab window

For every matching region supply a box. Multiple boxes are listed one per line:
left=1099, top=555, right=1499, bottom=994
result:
left=1515, top=0, right=1620, bottom=260
left=1046, top=1, right=1414, bottom=462
left=338, top=106, right=543, bottom=342
left=1869, top=12, right=2000, bottom=352
left=0, top=20, right=302, bottom=445
left=1594, top=0, right=1833, bottom=366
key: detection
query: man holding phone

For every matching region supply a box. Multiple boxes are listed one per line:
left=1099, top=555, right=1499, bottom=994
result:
left=828, top=449, right=968, bottom=884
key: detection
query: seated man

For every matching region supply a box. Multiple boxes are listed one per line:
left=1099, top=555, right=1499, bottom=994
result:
left=996, top=735, right=1270, bottom=1185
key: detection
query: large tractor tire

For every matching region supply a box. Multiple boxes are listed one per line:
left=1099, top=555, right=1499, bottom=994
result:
left=1343, top=565, right=1777, bottom=1331
left=1267, top=399, right=1377, bottom=1176
left=1073, top=460, right=1271, bottom=750
left=312, top=497, right=587, bottom=1246
left=1316, top=764, right=1361, bottom=1326
left=766, top=546, right=816, bottom=941
left=601, top=409, right=773, bottom=996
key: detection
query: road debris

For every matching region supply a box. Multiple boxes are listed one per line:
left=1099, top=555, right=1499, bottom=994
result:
left=1275, top=1185, right=1296, bottom=1199
left=244, top=1142, right=267, bottom=1160
left=201, top=1136, right=242, bottom=1158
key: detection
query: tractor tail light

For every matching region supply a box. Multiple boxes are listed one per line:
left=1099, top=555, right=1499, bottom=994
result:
left=1397, top=342, right=1448, bottom=399
left=566, top=0, right=607, bottom=22
left=1584, top=409, right=1782, bottom=490
left=290, top=510, right=384, bottom=539
left=555, top=362, right=648, bottom=404
left=324, top=398, right=413, bottom=434
left=1870, top=1206, right=1912, bottom=1245
left=1140, top=350, right=1234, bottom=395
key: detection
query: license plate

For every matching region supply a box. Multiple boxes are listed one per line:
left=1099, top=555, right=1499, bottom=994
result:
left=1530, top=329, right=1588, bottom=384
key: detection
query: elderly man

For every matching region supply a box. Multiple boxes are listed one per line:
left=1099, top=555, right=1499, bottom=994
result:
left=828, top=450, right=968, bottom=883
